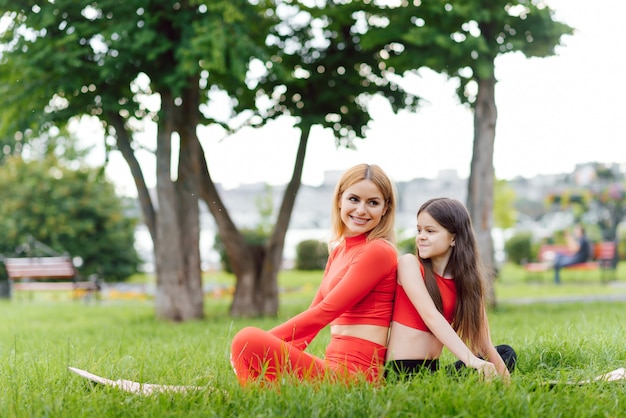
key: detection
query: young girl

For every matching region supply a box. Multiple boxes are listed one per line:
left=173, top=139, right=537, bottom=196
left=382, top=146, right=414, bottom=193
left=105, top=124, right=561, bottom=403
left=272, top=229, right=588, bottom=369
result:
left=385, top=197, right=516, bottom=382
left=231, top=164, right=398, bottom=386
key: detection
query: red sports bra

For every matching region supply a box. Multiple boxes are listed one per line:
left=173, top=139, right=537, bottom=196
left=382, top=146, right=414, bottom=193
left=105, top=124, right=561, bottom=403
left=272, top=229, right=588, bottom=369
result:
left=391, top=262, right=457, bottom=332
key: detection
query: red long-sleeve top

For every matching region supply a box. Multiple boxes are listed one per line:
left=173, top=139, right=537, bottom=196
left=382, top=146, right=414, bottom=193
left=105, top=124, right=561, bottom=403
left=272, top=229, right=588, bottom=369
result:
left=270, top=233, right=397, bottom=350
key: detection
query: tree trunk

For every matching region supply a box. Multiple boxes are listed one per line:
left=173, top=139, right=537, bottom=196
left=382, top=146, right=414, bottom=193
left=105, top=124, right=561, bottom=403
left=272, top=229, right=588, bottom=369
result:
left=197, top=144, right=259, bottom=317
left=153, top=89, right=203, bottom=321
left=258, top=125, right=311, bottom=316
left=197, top=126, right=311, bottom=317
left=467, top=76, right=497, bottom=307
left=108, top=112, right=157, bottom=241
left=173, top=82, right=204, bottom=319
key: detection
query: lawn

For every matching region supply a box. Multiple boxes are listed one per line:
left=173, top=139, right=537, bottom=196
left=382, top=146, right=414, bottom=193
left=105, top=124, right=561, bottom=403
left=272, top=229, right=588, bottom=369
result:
left=0, top=264, right=624, bottom=417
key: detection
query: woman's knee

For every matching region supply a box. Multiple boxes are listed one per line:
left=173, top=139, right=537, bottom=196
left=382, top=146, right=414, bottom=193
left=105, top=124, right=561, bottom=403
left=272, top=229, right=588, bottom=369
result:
left=231, top=326, right=266, bottom=354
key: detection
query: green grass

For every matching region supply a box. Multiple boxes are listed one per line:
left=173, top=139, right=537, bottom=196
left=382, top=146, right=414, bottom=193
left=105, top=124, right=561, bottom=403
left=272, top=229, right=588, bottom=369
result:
left=1, top=266, right=625, bottom=417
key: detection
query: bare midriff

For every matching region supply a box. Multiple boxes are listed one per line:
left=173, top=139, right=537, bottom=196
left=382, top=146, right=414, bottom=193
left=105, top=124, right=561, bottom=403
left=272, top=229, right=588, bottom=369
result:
left=330, top=324, right=390, bottom=347
left=385, top=321, right=444, bottom=361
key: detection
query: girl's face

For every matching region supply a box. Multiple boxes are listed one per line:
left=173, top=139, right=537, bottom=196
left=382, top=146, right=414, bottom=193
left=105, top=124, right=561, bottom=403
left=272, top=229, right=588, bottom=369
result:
left=415, top=211, right=455, bottom=261
left=339, top=179, right=387, bottom=237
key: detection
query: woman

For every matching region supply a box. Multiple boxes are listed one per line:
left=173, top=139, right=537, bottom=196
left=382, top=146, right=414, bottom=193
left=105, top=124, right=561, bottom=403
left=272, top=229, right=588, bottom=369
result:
left=231, top=164, right=398, bottom=386
left=385, top=197, right=516, bottom=382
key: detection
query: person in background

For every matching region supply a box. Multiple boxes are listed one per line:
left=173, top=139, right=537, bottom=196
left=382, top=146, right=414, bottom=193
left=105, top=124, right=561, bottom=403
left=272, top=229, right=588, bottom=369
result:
left=231, top=163, right=398, bottom=386
left=553, top=223, right=591, bottom=284
left=385, top=197, right=516, bottom=382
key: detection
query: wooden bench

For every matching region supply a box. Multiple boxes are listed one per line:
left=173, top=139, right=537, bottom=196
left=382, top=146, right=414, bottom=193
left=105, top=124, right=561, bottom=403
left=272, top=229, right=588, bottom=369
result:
left=594, top=241, right=618, bottom=281
left=524, top=242, right=617, bottom=282
left=4, top=256, right=100, bottom=299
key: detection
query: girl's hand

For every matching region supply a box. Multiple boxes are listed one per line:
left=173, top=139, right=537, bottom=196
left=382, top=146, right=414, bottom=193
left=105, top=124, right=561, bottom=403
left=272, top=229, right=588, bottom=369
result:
left=499, top=369, right=512, bottom=386
left=475, top=359, right=512, bottom=386
left=468, top=358, right=497, bottom=382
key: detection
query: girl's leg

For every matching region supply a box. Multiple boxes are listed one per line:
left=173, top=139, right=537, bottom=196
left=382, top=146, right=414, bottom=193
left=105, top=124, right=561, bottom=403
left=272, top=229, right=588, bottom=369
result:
left=496, top=344, right=517, bottom=373
left=449, top=344, right=517, bottom=374
left=383, top=359, right=439, bottom=381
left=230, top=326, right=326, bottom=386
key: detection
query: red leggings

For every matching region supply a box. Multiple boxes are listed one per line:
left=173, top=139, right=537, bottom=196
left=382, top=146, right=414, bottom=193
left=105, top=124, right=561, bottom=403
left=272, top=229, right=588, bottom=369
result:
left=230, top=326, right=386, bottom=386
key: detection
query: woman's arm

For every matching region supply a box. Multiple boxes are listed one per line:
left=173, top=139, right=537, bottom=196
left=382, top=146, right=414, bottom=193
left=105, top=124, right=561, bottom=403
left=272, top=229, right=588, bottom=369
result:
left=270, top=241, right=396, bottom=343
left=396, top=254, right=496, bottom=375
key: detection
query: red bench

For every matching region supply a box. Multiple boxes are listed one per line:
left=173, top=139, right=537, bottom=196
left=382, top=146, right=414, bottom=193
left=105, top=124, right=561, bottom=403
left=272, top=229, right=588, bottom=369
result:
left=524, top=241, right=617, bottom=282
left=4, top=256, right=99, bottom=299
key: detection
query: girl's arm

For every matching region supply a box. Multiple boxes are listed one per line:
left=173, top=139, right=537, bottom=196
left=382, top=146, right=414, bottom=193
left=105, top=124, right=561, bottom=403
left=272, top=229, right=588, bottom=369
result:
left=478, top=311, right=511, bottom=382
left=397, top=254, right=496, bottom=375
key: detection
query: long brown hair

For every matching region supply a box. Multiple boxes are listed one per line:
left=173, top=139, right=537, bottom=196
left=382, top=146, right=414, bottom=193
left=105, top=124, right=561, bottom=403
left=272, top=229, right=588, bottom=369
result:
left=417, top=198, right=486, bottom=351
left=329, top=163, right=397, bottom=246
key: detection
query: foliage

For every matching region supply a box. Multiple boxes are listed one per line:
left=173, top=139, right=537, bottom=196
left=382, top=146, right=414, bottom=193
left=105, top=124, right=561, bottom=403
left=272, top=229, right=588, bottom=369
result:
left=0, top=0, right=277, bottom=319
left=358, top=1, right=573, bottom=301
left=0, top=0, right=426, bottom=318
left=397, top=235, right=417, bottom=256
left=0, top=156, right=141, bottom=281
left=544, top=164, right=625, bottom=242
left=359, top=1, right=574, bottom=105
left=0, top=0, right=266, bottom=137
left=545, top=189, right=591, bottom=222
left=0, top=0, right=575, bottom=317
left=503, top=231, right=532, bottom=265
left=494, top=179, right=517, bottom=230
left=239, top=1, right=420, bottom=144
left=294, top=239, right=328, bottom=271
left=217, top=1, right=423, bottom=316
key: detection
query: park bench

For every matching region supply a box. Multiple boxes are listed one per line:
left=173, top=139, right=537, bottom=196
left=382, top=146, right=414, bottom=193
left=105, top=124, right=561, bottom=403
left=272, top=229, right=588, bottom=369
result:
left=524, top=241, right=617, bottom=282
left=3, top=256, right=100, bottom=299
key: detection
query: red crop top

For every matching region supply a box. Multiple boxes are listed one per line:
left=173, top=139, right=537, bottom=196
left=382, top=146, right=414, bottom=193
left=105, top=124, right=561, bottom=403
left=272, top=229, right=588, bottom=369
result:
left=391, top=262, right=457, bottom=333
left=269, top=233, right=397, bottom=349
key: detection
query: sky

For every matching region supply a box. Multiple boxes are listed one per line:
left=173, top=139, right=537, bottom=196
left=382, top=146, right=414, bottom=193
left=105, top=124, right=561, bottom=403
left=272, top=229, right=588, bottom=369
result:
left=84, top=0, right=626, bottom=195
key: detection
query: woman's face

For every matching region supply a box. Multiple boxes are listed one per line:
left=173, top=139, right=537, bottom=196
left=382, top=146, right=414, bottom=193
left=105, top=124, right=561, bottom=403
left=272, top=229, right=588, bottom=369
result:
left=415, top=211, right=455, bottom=261
left=339, top=179, right=387, bottom=237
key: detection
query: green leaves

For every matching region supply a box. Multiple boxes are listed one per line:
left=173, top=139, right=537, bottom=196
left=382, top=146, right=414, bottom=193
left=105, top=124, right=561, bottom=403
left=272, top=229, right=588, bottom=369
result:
left=361, top=0, right=573, bottom=102
left=0, top=156, right=141, bottom=281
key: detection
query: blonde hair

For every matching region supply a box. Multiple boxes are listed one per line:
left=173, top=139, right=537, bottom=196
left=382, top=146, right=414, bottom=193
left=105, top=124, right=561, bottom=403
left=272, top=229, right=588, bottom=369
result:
left=329, top=164, right=397, bottom=246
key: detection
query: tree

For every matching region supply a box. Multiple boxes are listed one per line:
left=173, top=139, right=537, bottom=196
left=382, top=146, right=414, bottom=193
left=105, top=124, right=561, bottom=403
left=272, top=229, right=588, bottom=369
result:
left=0, top=0, right=271, bottom=320
left=0, top=155, right=140, bottom=281
left=212, top=1, right=419, bottom=316
left=0, top=1, right=418, bottom=319
left=362, top=0, right=573, bottom=305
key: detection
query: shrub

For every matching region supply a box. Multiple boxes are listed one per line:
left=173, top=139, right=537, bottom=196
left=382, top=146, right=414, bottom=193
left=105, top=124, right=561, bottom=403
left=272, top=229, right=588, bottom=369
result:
left=213, top=229, right=268, bottom=273
left=397, top=236, right=416, bottom=256
left=295, top=239, right=328, bottom=271
left=504, top=232, right=533, bottom=265
left=0, top=156, right=140, bottom=282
